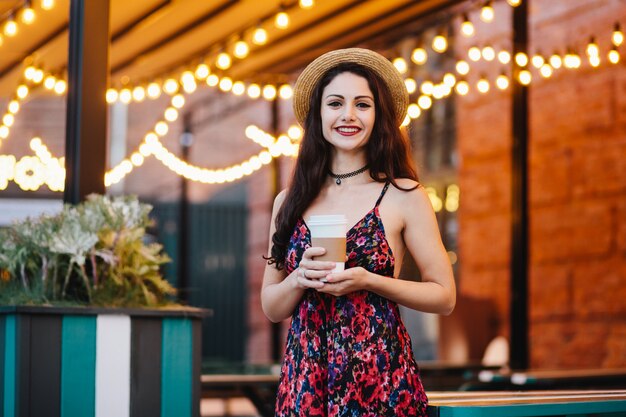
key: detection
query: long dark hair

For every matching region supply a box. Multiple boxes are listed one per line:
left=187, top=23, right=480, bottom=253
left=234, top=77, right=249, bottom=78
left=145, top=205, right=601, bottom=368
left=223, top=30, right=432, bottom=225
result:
left=266, top=63, right=419, bottom=270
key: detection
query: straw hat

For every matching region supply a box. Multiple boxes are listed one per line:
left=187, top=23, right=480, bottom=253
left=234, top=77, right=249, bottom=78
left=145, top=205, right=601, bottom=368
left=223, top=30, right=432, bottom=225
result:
left=293, top=48, right=408, bottom=127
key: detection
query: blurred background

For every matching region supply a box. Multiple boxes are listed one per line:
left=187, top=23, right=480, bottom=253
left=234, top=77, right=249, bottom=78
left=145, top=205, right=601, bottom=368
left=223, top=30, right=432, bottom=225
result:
left=0, top=2, right=624, bottom=410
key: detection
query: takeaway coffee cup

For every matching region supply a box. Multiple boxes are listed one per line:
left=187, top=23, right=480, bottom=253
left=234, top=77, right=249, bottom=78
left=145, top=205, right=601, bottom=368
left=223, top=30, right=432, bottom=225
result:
left=307, top=214, right=347, bottom=275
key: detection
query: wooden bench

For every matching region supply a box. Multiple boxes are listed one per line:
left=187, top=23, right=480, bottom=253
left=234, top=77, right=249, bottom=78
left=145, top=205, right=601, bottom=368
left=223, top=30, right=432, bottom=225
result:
left=427, top=390, right=626, bottom=417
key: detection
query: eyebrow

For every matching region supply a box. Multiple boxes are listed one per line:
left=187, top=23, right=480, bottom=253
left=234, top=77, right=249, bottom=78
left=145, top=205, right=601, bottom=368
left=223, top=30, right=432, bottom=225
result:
left=325, top=94, right=374, bottom=100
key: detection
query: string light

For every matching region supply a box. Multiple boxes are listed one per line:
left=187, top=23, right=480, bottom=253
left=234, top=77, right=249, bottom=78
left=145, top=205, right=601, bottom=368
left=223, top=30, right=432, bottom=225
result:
left=496, top=73, right=509, bottom=90
left=247, top=84, right=261, bottom=98
left=515, top=52, right=529, bottom=66
left=407, top=103, right=421, bottom=119
left=531, top=54, right=545, bottom=68
left=274, top=12, right=289, bottom=29
left=482, top=45, right=495, bottom=61
left=219, top=77, right=233, bottom=92
left=613, top=23, right=624, bottom=47
left=468, top=46, right=481, bottom=61
left=420, top=81, right=434, bottom=95
left=518, top=69, right=532, bottom=85
left=456, top=60, right=470, bottom=75
left=540, top=63, right=553, bottom=78
left=549, top=52, right=562, bottom=69
left=461, top=14, right=474, bottom=37
left=20, top=5, right=36, bottom=25
left=233, top=40, right=250, bottom=59
left=608, top=47, right=620, bottom=64
left=411, top=46, right=428, bottom=65
left=299, top=0, right=314, bottom=8
left=216, top=52, right=232, bottom=70
left=252, top=27, right=268, bottom=45
left=279, top=84, right=293, bottom=99
left=232, top=81, right=246, bottom=96
left=404, top=78, right=417, bottom=94
left=586, top=37, right=599, bottom=57
left=41, top=0, right=55, bottom=10
left=477, top=76, right=490, bottom=93
left=417, top=95, right=432, bottom=110
left=262, top=85, right=277, bottom=100
left=432, top=32, right=448, bottom=53
left=393, top=57, right=408, bottom=74
left=498, top=50, right=511, bottom=64
left=480, top=1, right=495, bottom=23
left=4, top=17, right=18, bottom=37
left=506, top=0, right=522, bottom=6
left=194, top=64, right=210, bottom=80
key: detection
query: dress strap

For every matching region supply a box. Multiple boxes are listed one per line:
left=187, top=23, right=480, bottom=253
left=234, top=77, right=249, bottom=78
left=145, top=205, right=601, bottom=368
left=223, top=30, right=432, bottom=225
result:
left=374, top=182, right=391, bottom=208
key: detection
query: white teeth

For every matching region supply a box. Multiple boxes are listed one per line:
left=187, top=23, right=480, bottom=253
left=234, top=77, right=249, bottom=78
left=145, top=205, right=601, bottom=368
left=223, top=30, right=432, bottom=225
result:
left=337, top=127, right=359, bottom=133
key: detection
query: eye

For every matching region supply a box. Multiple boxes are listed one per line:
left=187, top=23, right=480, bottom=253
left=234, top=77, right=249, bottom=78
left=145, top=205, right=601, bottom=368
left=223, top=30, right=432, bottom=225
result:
left=327, top=101, right=342, bottom=108
left=357, top=102, right=372, bottom=109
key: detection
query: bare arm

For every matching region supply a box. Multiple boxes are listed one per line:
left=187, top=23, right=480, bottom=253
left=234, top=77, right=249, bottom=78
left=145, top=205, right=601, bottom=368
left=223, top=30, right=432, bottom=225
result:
left=260, top=191, right=335, bottom=322
left=319, top=185, right=456, bottom=315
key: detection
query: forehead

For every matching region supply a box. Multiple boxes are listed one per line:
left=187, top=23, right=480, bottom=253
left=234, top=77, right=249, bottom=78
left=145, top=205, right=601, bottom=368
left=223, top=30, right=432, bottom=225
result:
left=322, top=72, right=373, bottom=97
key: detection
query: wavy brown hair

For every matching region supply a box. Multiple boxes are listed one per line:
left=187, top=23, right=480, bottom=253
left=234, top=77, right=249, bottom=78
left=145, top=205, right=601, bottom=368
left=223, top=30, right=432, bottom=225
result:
left=266, top=63, right=419, bottom=270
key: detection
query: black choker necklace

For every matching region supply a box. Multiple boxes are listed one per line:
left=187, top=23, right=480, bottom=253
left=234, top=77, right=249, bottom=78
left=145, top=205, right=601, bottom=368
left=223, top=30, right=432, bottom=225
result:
left=329, top=165, right=368, bottom=185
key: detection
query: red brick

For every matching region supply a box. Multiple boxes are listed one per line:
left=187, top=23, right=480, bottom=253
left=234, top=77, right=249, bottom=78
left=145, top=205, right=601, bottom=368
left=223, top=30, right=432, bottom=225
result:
left=531, top=201, right=612, bottom=262
left=458, top=268, right=510, bottom=336
left=529, top=263, right=572, bottom=320
left=572, top=256, right=626, bottom=317
left=571, top=142, right=626, bottom=198
left=604, top=323, right=626, bottom=367
left=458, top=213, right=510, bottom=268
left=619, top=198, right=626, bottom=253
left=531, top=320, right=610, bottom=369
left=457, top=97, right=511, bottom=161
left=529, top=144, right=572, bottom=206
left=459, top=157, right=511, bottom=216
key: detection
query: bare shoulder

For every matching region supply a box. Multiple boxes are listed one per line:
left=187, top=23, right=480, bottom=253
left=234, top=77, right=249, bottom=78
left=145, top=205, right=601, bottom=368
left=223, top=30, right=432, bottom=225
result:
left=273, top=188, right=288, bottom=211
left=386, top=179, right=433, bottom=217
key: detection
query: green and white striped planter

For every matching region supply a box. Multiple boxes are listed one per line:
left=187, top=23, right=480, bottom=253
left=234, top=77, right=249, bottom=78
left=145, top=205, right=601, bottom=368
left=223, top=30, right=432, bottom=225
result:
left=0, top=306, right=206, bottom=417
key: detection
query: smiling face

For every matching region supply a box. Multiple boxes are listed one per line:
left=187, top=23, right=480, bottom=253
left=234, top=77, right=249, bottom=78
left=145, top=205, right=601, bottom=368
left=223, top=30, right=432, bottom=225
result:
left=320, top=72, right=375, bottom=154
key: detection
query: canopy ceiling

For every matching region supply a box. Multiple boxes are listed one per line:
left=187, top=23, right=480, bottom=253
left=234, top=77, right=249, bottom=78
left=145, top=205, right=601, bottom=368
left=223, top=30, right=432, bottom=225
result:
left=0, top=0, right=463, bottom=96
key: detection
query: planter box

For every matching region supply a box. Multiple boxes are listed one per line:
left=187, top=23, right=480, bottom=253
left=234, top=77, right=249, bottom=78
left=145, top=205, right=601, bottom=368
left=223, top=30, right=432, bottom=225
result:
left=0, top=305, right=207, bottom=417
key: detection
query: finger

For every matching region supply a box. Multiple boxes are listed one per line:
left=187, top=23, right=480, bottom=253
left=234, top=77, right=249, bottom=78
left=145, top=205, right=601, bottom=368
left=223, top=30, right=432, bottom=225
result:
left=299, top=259, right=336, bottom=271
left=303, top=269, right=331, bottom=280
left=298, top=275, right=325, bottom=289
left=303, top=246, right=327, bottom=258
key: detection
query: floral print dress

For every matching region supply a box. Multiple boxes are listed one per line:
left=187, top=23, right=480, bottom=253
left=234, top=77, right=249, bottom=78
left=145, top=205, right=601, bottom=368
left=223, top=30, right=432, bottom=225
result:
left=275, top=183, right=428, bottom=417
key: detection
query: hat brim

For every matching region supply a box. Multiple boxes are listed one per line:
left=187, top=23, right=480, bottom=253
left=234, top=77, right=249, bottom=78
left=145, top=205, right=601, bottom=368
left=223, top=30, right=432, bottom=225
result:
left=293, top=48, right=409, bottom=127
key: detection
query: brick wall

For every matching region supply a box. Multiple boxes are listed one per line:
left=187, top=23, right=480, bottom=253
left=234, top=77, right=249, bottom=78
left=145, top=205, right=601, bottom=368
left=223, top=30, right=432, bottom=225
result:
left=456, top=0, right=626, bottom=369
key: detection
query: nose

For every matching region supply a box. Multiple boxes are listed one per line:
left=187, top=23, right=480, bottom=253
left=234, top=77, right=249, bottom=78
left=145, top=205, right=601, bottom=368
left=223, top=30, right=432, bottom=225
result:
left=341, top=106, right=356, bottom=122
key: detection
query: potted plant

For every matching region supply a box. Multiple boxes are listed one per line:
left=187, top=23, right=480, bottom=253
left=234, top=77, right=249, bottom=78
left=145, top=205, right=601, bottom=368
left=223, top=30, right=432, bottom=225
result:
left=0, top=194, right=205, bottom=417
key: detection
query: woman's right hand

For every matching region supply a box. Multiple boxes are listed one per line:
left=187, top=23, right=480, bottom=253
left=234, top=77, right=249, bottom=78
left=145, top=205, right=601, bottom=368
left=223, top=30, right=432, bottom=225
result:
left=292, top=247, right=336, bottom=289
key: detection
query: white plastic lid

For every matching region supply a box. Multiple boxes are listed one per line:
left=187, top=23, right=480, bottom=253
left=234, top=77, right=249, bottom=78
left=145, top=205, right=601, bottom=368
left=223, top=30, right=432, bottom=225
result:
left=307, top=214, right=347, bottom=226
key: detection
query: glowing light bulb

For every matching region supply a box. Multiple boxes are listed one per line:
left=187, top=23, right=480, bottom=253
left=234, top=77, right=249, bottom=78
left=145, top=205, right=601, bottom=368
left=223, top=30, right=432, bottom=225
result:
left=219, top=77, right=233, bottom=92
left=119, top=88, right=132, bottom=104
left=263, top=85, right=277, bottom=100
left=411, top=47, right=427, bottom=65
left=195, top=64, right=210, bottom=79
left=549, top=53, right=562, bottom=69
left=41, top=0, right=55, bottom=10
left=432, top=35, right=448, bottom=53
left=480, top=2, right=494, bottom=22
left=507, top=0, right=521, bottom=6
left=247, top=84, right=261, bottom=98
left=155, top=121, right=168, bottom=136
left=608, top=47, right=620, bottom=64
left=17, top=84, right=29, bottom=99
left=164, top=107, right=178, bottom=122
left=407, top=103, right=421, bottom=119
left=275, top=12, right=289, bottom=29
left=613, top=23, right=624, bottom=47
left=515, top=52, right=528, bottom=66
left=216, top=52, right=232, bottom=70
left=417, top=95, right=432, bottom=109
left=106, top=88, right=118, bottom=103
left=461, top=15, right=474, bottom=37
left=540, top=64, right=553, bottom=78
left=132, top=86, right=146, bottom=102
left=589, top=55, right=601, bottom=67
left=206, top=74, right=219, bottom=87
left=4, top=19, right=18, bottom=37
left=279, top=84, right=293, bottom=99
left=420, top=81, right=434, bottom=95
left=496, top=74, right=509, bottom=89
left=147, top=82, right=161, bottom=98
left=163, top=79, right=179, bottom=95
left=456, top=60, right=470, bottom=75
left=44, top=75, right=56, bottom=90
left=482, top=46, right=495, bottom=61
left=443, top=73, right=456, bottom=88
left=404, top=78, right=417, bottom=94
left=299, top=0, right=314, bottom=8
left=586, top=38, right=599, bottom=57
left=24, top=66, right=36, bottom=80
left=171, top=94, right=185, bottom=109
left=233, top=40, right=249, bottom=59
left=477, top=77, right=490, bottom=93
left=20, top=7, right=36, bottom=24
left=531, top=54, right=545, bottom=68
left=8, top=100, right=19, bottom=114
left=468, top=46, right=481, bottom=61
left=392, top=57, right=407, bottom=74
left=518, top=70, right=531, bottom=85
left=288, top=125, right=303, bottom=140
left=498, top=50, right=511, bottom=64
left=232, top=81, right=246, bottom=96
left=32, top=69, right=44, bottom=83
left=252, top=27, right=267, bottom=45
left=3, top=114, right=15, bottom=127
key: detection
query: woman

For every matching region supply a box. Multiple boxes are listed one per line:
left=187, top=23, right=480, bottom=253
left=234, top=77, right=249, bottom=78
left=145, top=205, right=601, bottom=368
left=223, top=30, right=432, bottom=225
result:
left=261, top=48, right=456, bottom=417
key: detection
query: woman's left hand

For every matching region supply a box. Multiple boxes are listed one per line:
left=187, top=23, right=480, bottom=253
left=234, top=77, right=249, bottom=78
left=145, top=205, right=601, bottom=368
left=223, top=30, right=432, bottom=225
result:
left=316, top=267, right=371, bottom=296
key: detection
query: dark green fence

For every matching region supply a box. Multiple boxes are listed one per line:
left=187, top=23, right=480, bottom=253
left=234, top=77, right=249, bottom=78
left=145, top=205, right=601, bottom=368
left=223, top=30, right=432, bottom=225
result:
left=148, top=202, right=248, bottom=362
